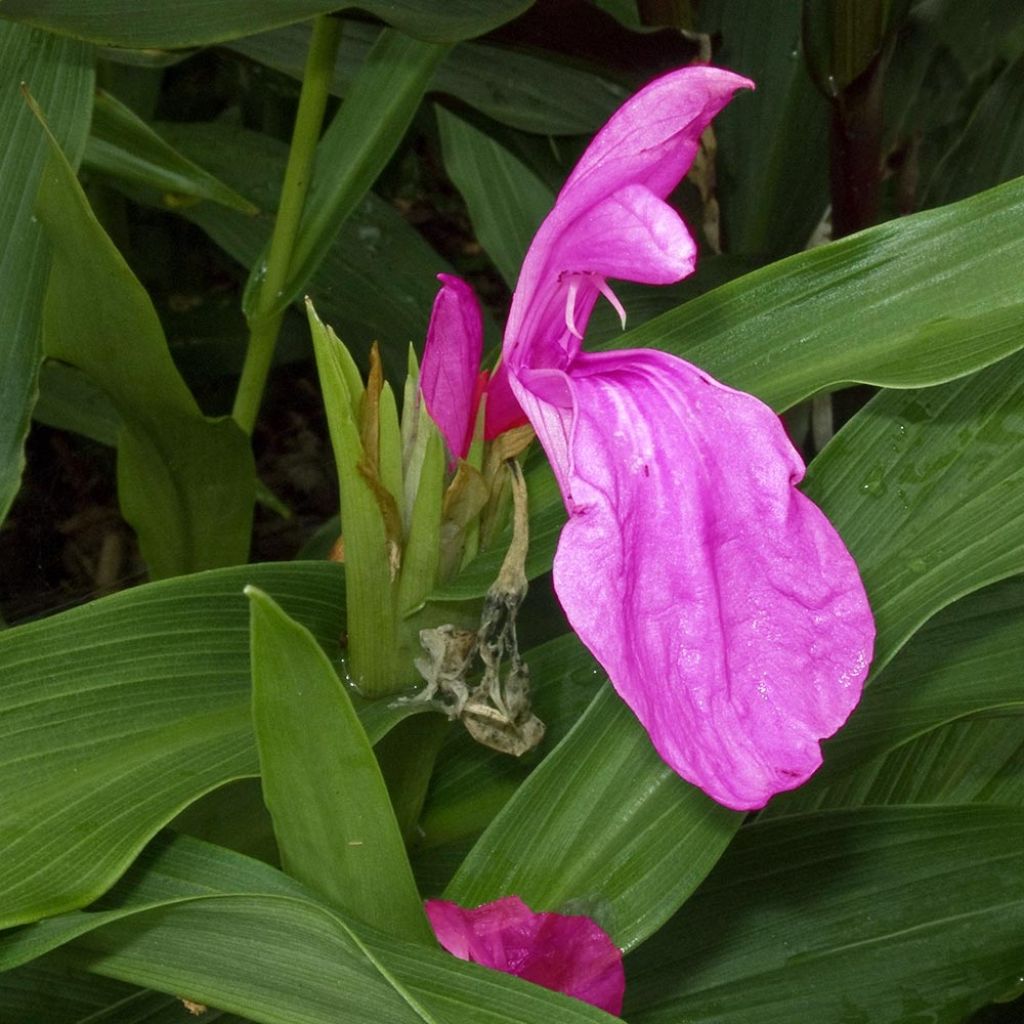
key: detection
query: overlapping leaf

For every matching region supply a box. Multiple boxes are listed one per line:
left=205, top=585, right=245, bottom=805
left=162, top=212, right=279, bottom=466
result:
left=699, top=0, right=829, bottom=257
left=437, top=178, right=1024, bottom=601
left=429, top=345, right=1024, bottom=956
left=154, top=120, right=458, bottom=376
left=84, top=89, right=258, bottom=214
left=0, top=0, right=532, bottom=47
left=0, top=563, right=343, bottom=927
left=435, top=106, right=553, bottom=287
left=248, top=588, right=433, bottom=943
left=764, top=577, right=1024, bottom=817
left=243, top=29, right=447, bottom=323
left=229, top=21, right=628, bottom=136
left=0, top=834, right=618, bottom=1024
left=33, top=98, right=254, bottom=578
left=624, top=806, right=1024, bottom=1024
left=0, top=21, right=92, bottom=524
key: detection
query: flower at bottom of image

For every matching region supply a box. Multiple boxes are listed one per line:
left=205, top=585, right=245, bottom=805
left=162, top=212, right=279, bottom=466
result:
left=425, top=896, right=625, bottom=1015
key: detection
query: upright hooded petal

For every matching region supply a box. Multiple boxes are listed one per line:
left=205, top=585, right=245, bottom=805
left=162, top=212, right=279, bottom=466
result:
left=421, top=273, right=484, bottom=464
left=542, top=349, right=874, bottom=809
left=504, top=66, right=753, bottom=375
left=425, top=896, right=624, bottom=1015
left=502, top=65, right=875, bottom=809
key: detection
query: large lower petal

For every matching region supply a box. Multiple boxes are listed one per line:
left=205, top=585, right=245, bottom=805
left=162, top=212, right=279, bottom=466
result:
left=524, top=349, right=874, bottom=811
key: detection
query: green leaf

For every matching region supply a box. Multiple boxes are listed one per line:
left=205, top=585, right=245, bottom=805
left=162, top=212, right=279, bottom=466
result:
left=0, top=21, right=92, bottom=524
left=84, top=89, right=259, bottom=214
left=154, top=119, right=457, bottom=377
left=437, top=178, right=1024, bottom=602
left=0, top=0, right=532, bottom=47
left=306, top=302, right=407, bottom=695
left=767, top=577, right=1024, bottom=814
left=419, top=631, right=603, bottom=849
left=780, top=716, right=1024, bottom=811
left=0, top=954, right=163, bottom=1024
left=700, top=0, right=829, bottom=256
left=32, top=95, right=255, bottom=578
left=0, top=562, right=344, bottom=928
left=247, top=586, right=432, bottom=943
left=624, top=806, right=1024, bottom=1024
left=430, top=348, right=1024, bottom=952
left=627, top=176, right=1024, bottom=410
left=33, top=360, right=120, bottom=447
left=228, top=20, right=628, bottom=136
left=444, top=685, right=741, bottom=953
left=804, top=348, right=1024, bottom=672
left=246, top=30, right=448, bottom=322
left=925, top=49, right=1024, bottom=207
left=0, top=834, right=619, bottom=1024
left=436, top=106, right=554, bottom=288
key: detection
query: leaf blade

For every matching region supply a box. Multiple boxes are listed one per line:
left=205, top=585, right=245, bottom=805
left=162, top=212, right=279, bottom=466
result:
left=0, top=22, right=93, bottom=523
left=248, top=586, right=432, bottom=944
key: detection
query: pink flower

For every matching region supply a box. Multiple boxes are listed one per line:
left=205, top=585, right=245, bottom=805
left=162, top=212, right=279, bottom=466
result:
left=421, top=66, right=876, bottom=811
left=421, top=274, right=489, bottom=465
left=425, top=896, right=624, bottom=1015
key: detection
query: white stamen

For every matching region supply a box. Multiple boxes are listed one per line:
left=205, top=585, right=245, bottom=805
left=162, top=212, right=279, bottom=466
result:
left=565, top=276, right=583, bottom=339
left=597, top=277, right=627, bottom=330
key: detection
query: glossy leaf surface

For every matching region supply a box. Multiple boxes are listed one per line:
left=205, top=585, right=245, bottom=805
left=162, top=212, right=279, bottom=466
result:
left=229, top=21, right=628, bottom=136
left=767, top=577, right=1024, bottom=815
left=437, top=179, right=1024, bottom=601
left=0, top=22, right=92, bottom=523
left=0, top=834, right=618, bottom=1024
left=248, top=587, right=432, bottom=942
left=0, top=563, right=344, bottom=927
left=0, top=0, right=532, bottom=47
left=625, top=806, right=1024, bottom=1024
left=33, top=98, right=254, bottom=578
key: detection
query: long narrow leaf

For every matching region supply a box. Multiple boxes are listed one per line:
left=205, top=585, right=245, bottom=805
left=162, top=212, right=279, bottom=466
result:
left=624, top=806, right=1024, bottom=1024
left=0, top=1, right=531, bottom=47
left=433, top=349, right=1024, bottom=953
left=152, top=120, right=460, bottom=377
left=436, top=106, right=553, bottom=287
left=443, top=685, right=741, bottom=953
left=0, top=560, right=431, bottom=929
left=32, top=96, right=254, bottom=578
left=229, top=21, right=628, bottom=136
left=84, top=89, right=258, bottom=214
left=804, top=348, right=1024, bottom=671
left=436, top=178, right=1024, bottom=601
left=245, top=30, right=448, bottom=322
left=766, top=576, right=1024, bottom=816
left=0, top=22, right=92, bottom=524
left=248, top=587, right=432, bottom=943
left=0, top=834, right=618, bottom=1024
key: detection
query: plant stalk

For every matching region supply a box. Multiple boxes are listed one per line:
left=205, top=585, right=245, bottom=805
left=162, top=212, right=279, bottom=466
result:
left=232, top=14, right=342, bottom=434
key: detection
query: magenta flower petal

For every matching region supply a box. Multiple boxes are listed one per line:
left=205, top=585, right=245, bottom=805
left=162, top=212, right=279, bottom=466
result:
left=425, top=896, right=624, bottom=1015
left=498, top=65, right=875, bottom=808
left=505, top=66, right=753, bottom=374
left=483, top=359, right=528, bottom=440
left=541, top=349, right=874, bottom=810
left=421, top=273, right=484, bottom=463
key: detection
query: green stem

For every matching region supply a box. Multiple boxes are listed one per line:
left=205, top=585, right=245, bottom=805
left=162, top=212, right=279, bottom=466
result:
left=233, top=15, right=342, bottom=435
